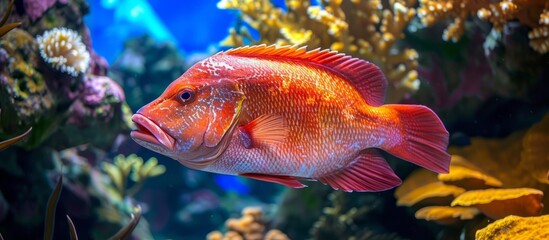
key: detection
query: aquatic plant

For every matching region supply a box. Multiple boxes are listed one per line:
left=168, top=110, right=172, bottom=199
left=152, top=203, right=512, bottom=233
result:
left=0, top=0, right=20, bottom=38
left=44, top=174, right=142, bottom=240
left=0, top=127, right=32, bottom=151
left=417, top=0, right=549, bottom=53
left=36, top=27, right=90, bottom=77
left=476, top=214, right=549, bottom=240
left=217, top=0, right=420, bottom=103
left=101, top=154, right=166, bottom=200
left=207, top=206, right=289, bottom=240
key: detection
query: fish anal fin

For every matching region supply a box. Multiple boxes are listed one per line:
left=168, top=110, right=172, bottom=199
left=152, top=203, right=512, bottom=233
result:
left=240, top=173, right=307, bottom=188
left=224, top=45, right=387, bottom=106
left=238, top=114, right=289, bottom=149
left=318, top=149, right=402, bottom=192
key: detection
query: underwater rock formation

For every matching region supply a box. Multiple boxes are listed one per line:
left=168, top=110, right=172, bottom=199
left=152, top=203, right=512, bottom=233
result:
left=217, top=0, right=420, bottom=103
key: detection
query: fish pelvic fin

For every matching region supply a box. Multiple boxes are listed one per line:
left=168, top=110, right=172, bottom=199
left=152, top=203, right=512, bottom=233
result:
left=384, top=104, right=451, bottom=174
left=318, top=149, right=402, bottom=192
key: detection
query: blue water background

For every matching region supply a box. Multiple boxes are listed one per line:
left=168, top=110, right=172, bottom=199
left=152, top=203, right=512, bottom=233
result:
left=85, top=0, right=235, bottom=62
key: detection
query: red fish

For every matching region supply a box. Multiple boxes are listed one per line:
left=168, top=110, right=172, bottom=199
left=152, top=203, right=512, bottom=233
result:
left=131, top=45, right=450, bottom=192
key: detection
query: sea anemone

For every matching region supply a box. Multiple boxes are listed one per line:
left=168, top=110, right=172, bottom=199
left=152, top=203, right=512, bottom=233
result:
left=36, top=27, right=90, bottom=77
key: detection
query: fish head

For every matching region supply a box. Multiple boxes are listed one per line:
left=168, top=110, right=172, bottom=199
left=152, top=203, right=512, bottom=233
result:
left=131, top=70, right=245, bottom=169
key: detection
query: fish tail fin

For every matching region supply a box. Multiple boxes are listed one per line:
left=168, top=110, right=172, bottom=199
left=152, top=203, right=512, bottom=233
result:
left=384, top=104, right=451, bottom=173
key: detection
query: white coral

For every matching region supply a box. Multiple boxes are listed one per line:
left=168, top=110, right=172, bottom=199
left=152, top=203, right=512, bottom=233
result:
left=36, top=27, right=90, bottom=77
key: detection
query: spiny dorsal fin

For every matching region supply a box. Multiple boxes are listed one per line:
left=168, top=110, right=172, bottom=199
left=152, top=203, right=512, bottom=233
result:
left=224, top=44, right=387, bottom=106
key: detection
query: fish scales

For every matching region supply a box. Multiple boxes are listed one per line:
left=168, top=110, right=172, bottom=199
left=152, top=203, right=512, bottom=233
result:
left=203, top=54, right=392, bottom=177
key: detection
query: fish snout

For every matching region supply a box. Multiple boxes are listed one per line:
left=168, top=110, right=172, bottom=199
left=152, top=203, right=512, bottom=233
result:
left=130, top=114, right=176, bottom=152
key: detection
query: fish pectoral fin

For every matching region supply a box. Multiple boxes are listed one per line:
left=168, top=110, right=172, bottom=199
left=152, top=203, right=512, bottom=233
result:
left=240, top=173, right=307, bottom=188
left=318, top=149, right=402, bottom=192
left=238, top=114, right=289, bottom=149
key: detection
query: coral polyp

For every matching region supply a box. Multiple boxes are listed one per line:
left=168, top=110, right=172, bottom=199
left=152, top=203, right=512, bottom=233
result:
left=36, top=27, right=90, bottom=77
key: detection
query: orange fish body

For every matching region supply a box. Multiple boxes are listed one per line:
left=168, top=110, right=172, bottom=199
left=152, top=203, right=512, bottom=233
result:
left=131, top=45, right=450, bottom=192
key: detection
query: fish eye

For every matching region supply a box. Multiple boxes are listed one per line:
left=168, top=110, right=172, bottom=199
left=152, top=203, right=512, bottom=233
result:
left=177, top=88, right=195, bottom=104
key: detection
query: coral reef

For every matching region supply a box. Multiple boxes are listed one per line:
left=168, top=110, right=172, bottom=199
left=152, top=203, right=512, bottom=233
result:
left=0, top=0, right=141, bottom=239
left=395, top=113, right=549, bottom=238
left=476, top=214, right=549, bottom=240
left=36, top=27, right=90, bottom=77
left=217, top=0, right=420, bottom=103
left=417, top=0, right=549, bottom=53
left=207, top=206, right=289, bottom=240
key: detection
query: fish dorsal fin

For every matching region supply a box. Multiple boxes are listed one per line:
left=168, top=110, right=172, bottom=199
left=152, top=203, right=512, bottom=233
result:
left=224, top=44, right=387, bottom=106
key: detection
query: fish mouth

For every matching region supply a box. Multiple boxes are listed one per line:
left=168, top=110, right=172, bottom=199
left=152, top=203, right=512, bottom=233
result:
left=131, top=114, right=176, bottom=152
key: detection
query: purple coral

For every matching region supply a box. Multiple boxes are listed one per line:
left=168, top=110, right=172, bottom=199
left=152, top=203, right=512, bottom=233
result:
left=68, top=75, right=125, bottom=125
left=23, top=0, right=57, bottom=22
left=82, top=75, right=125, bottom=105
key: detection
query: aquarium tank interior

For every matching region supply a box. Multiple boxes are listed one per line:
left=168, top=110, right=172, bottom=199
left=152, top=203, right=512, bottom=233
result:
left=0, top=0, right=548, bottom=239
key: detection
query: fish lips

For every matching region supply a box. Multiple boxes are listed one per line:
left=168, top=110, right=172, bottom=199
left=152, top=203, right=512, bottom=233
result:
left=131, top=114, right=176, bottom=152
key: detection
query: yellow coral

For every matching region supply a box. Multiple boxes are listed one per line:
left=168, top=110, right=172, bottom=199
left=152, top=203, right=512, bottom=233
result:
left=417, top=0, right=549, bottom=53
left=476, top=214, right=549, bottom=240
left=218, top=0, right=420, bottom=103
left=415, top=206, right=479, bottom=224
left=451, top=188, right=544, bottom=219
left=36, top=27, right=90, bottom=76
left=207, top=207, right=289, bottom=240
left=396, top=182, right=466, bottom=207
left=520, top=113, right=549, bottom=184
left=438, top=165, right=503, bottom=190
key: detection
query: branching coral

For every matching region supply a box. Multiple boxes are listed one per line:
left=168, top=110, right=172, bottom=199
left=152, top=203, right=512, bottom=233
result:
left=217, top=0, right=420, bottom=103
left=417, top=0, right=549, bottom=53
left=207, top=206, right=289, bottom=240
left=36, top=27, right=90, bottom=77
left=101, top=154, right=166, bottom=201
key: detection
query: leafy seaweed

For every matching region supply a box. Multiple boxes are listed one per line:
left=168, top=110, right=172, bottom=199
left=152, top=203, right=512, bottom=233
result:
left=0, top=127, right=32, bottom=151
left=44, top=174, right=63, bottom=240
left=66, top=215, right=78, bottom=240
left=108, top=205, right=142, bottom=240
left=0, top=0, right=21, bottom=38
